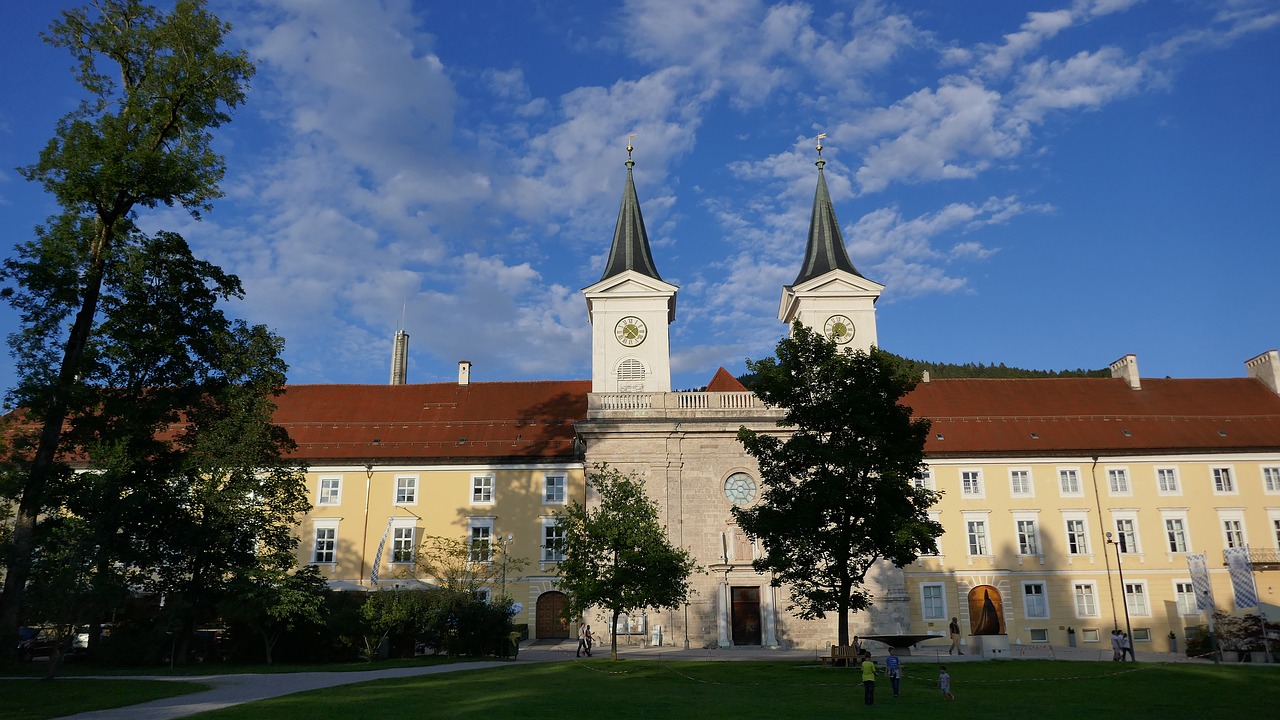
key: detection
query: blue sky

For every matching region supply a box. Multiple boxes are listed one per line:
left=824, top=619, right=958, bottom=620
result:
left=1, top=0, right=1277, bottom=394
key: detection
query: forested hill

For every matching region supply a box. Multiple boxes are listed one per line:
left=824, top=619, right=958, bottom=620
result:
left=884, top=352, right=1109, bottom=379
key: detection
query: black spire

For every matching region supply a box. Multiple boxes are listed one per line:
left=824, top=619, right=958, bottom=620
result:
left=600, top=145, right=662, bottom=282
left=793, top=144, right=860, bottom=285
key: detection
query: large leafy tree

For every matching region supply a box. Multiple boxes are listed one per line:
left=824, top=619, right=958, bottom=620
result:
left=556, top=464, right=698, bottom=660
left=0, top=0, right=256, bottom=656
left=733, top=324, right=942, bottom=646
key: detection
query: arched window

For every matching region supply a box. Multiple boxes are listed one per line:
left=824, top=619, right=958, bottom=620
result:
left=617, top=358, right=646, bottom=384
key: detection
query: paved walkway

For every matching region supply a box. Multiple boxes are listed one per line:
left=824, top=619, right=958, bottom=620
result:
left=42, top=639, right=1212, bottom=719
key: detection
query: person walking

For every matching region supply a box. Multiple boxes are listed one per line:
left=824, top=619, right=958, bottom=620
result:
left=949, top=617, right=963, bottom=655
left=585, top=625, right=594, bottom=657
left=1111, top=629, right=1123, bottom=661
left=884, top=647, right=903, bottom=698
left=576, top=623, right=589, bottom=658
left=1121, top=631, right=1134, bottom=662
left=938, top=665, right=955, bottom=701
left=860, top=651, right=877, bottom=706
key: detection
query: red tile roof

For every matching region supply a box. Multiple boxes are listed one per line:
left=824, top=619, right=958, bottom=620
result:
left=706, top=367, right=748, bottom=392
left=273, top=380, right=590, bottom=463
left=907, top=377, right=1280, bottom=456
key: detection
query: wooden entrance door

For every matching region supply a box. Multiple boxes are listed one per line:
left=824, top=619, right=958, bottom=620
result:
left=731, top=586, right=762, bottom=646
left=535, top=591, right=569, bottom=639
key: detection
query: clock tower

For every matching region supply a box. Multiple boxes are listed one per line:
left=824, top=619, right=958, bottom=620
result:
left=779, top=140, right=882, bottom=351
left=583, top=146, right=677, bottom=393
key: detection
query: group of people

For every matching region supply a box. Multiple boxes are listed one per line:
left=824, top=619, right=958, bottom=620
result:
left=1110, top=629, right=1135, bottom=661
left=856, top=647, right=955, bottom=705
left=576, top=623, right=594, bottom=657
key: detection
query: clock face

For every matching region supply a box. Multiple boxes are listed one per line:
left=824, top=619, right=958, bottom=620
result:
left=723, top=472, right=758, bottom=505
left=824, top=314, right=855, bottom=344
left=614, top=316, right=648, bottom=347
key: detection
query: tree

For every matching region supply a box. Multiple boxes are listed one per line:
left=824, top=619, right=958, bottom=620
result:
left=0, top=0, right=254, bottom=656
left=406, top=534, right=529, bottom=600
left=219, top=565, right=328, bottom=665
left=556, top=464, right=698, bottom=660
left=732, top=323, right=942, bottom=646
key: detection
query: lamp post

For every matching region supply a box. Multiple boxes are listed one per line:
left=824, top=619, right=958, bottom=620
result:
left=499, top=533, right=513, bottom=601
left=1106, top=531, right=1135, bottom=661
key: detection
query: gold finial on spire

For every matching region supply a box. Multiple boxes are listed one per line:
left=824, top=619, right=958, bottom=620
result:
left=627, top=133, right=636, bottom=158
left=816, top=132, right=826, bottom=157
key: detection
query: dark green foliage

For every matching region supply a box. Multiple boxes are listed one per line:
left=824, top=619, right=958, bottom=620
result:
left=738, top=353, right=1106, bottom=388
left=734, top=324, right=941, bottom=645
left=556, top=464, right=698, bottom=660
left=358, top=589, right=515, bottom=660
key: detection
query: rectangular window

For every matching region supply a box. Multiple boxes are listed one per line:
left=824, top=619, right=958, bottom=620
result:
left=1273, top=517, right=1280, bottom=547
left=1066, top=519, right=1089, bottom=555
left=1157, top=467, right=1180, bottom=495
left=1223, top=519, right=1245, bottom=548
left=913, top=468, right=935, bottom=491
left=1124, top=582, right=1149, bottom=616
left=1023, top=582, right=1049, bottom=618
left=1114, top=518, right=1139, bottom=554
left=469, top=522, right=493, bottom=563
left=395, top=476, right=417, bottom=505
left=921, top=584, right=945, bottom=619
left=1059, top=468, right=1082, bottom=496
left=1074, top=583, right=1098, bottom=617
left=1010, top=469, right=1032, bottom=496
left=1132, top=628, right=1150, bottom=642
left=1165, top=518, right=1188, bottom=553
left=472, top=475, right=494, bottom=504
left=543, top=522, right=565, bottom=562
left=1029, top=628, right=1049, bottom=643
left=318, top=477, right=341, bottom=505
left=1213, top=467, right=1235, bottom=493
left=1175, top=582, right=1198, bottom=616
left=967, top=520, right=989, bottom=556
left=1082, top=628, right=1100, bottom=643
left=1263, top=467, right=1280, bottom=493
left=543, top=474, right=567, bottom=504
left=391, top=526, right=415, bottom=563
left=1108, top=468, right=1130, bottom=495
left=961, top=470, right=983, bottom=497
left=1017, top=519, right=1040, bottom=555
left=313, top=526, right=336, bottom=564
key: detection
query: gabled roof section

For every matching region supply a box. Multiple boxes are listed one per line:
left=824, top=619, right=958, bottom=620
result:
left=793, top=157, right=861, bottom=285
left=600, top=157, right=663, bottom=282
left=273, top=380, right=590, bottom=463
left=909, top=376, right=1280, bottom=456
left=706, top=367, right=748, bottom=392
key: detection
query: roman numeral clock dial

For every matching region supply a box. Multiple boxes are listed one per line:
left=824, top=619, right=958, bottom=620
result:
left=824, top=314, right=854, bottom=344
left=614, top=316, right=648, bottom=347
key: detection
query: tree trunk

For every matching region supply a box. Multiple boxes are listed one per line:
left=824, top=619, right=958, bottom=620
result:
left=611, top=609, right=621, bottom=661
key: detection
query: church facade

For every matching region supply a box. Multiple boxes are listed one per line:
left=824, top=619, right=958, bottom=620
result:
left=280, top=148, right=1280, bottom=652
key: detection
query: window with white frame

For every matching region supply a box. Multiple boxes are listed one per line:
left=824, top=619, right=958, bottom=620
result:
left=472, top=474, right=495, bottom=504
left=391, top=525, right=415, bottom=564
left=1073, top=582, right=1098, bottom=617
left=1015, top=516, right=1041, bottom=556
left=966, top=519, right=990, bottom=556
left=1065, top=516, right=1089, bottom=555
left=318, top=477, right=341, bottom=505
left=1009, top=469, right=1033, bottom=497
left=912, top=468, right=935, bottom=491
left=1220, top=512, right=1247, bottom=549
left=1059, top=468, right=1082, bottom=496
left=1212, top=467, right=1236, bottom=494
left=543, top=473, right=567, bottom=504
left=1174, top=581, right=1198, bottom=616
left=1263, top=467, right=1280, bottom=493
left=475, top=587, right=492, bottom=603
left=542, top=519, right=565, bottom=562
left=961, top=469, right=984, bottom=497
left=1113, top=515, right=1140, bottom=554
left=468, top=518, right=494, bottom=563
left=1023, top=582, right=1049, bottom=618
left=1132, top=628, right=1150, bottom=642
left=395, top=476, right=417, bottom=505
left=312, top=520, right=339, bottom=564
left=1029, top=628, right=1049, bottom=643
left=1107, top=468, right=1131, bottom=495
left=921, top=583, right=946, bottom=619
left=1156, top=467, right=1181, bottom=495
left=1081, top=628, right=1100, bottom=643
left=923, top=512, right=942, bottom=555
left=1164, top=515, right=1190, bottom=553
left=1124, top=581, right=1149, bottom=616
left=1272, top=514, right=1280, bottom=548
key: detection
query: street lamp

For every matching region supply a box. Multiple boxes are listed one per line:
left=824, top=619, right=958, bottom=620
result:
left=499, top=533, right=513, bottom=601
left=1106, top=531, right=1135, bottom=661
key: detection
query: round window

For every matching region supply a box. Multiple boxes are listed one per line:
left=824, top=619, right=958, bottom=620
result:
left=723, top=472, right=758, bottom=505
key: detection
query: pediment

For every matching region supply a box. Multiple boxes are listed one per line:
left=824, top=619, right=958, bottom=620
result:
left=582, top=270, right=679, bottom=297
left=790, top=269, right=884, bottom=296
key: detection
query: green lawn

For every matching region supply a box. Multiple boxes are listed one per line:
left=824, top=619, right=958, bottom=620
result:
left=193, top=660, right=1275, bottom=720
left=0, top=678, right=209, bottom=720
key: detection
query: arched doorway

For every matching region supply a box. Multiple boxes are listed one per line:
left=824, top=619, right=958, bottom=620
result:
left=535, top=591, right=570, bottom=639
left=966, top=585, right=1006, bottom=635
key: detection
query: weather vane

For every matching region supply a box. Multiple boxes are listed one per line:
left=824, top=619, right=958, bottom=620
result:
left=816, top=132, right=826, bottom=157
left=627, top=133, right=636, bottom=159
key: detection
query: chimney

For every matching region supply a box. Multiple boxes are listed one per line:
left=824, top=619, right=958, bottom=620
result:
left=1245, top=349, right=1280, bottom=395
left=1109, top=353, right=1141, bottom=390
left=389, top=329, right=409, bottom=385
left=458, top=360, right=472, bottom=386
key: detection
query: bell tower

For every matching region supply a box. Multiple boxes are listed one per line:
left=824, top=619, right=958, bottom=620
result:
left=779, top=136, right=882, bottom=351
left=582, top=141, right=677, bottom=393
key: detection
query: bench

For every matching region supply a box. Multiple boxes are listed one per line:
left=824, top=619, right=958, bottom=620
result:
left=820, top=644, right=860, bottom=667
